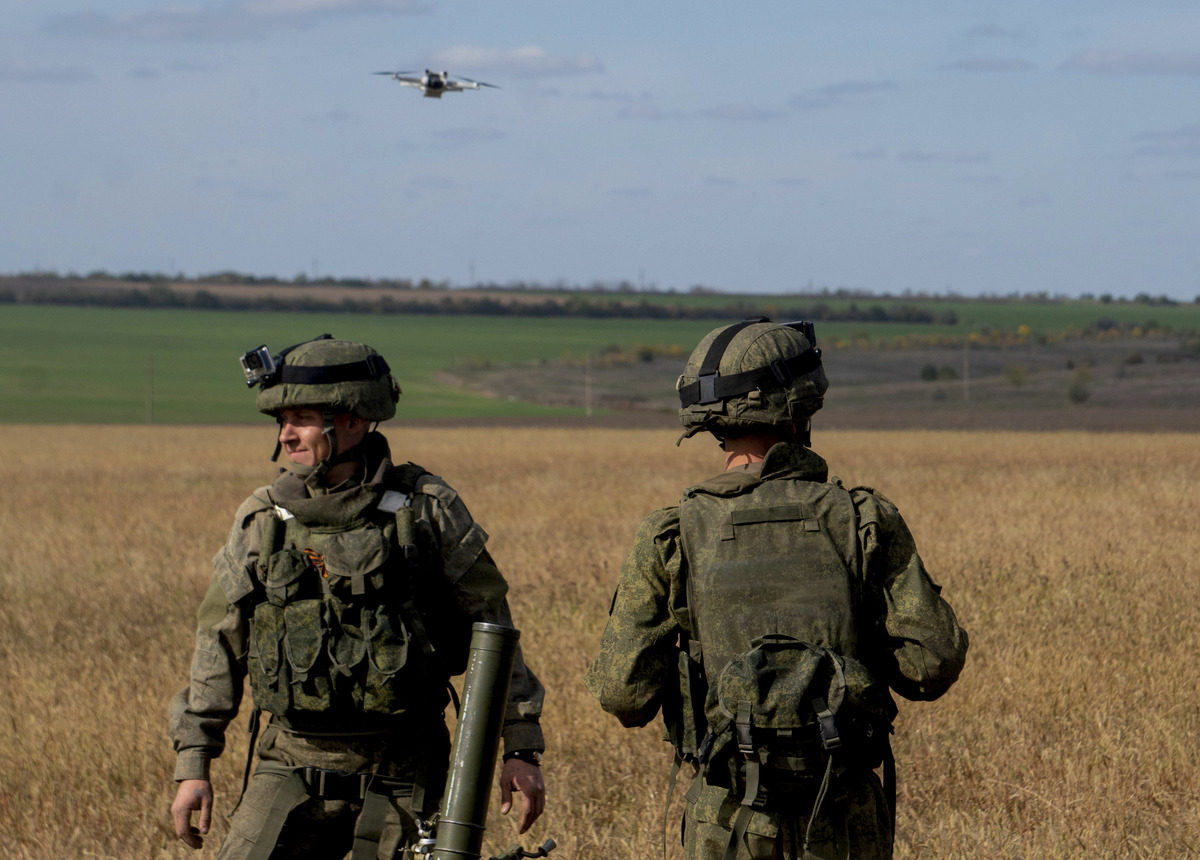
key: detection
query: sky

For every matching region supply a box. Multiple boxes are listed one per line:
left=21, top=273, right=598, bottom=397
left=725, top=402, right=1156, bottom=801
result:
left=2, top=1, right=1199, bottom=299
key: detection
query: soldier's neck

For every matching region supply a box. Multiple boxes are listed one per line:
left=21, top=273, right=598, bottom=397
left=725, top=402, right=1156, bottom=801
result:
left=723, top=432, right=781, bottom=471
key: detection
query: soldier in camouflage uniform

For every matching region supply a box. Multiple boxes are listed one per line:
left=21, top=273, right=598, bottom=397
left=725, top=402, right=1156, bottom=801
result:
left=585, top=318, right=967, bottom=860
left=169, top=336, right=545, bottom=859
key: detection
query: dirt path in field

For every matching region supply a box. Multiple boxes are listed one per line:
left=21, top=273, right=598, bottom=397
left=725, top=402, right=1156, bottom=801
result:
left=432, top=335, right=1200, bottom=433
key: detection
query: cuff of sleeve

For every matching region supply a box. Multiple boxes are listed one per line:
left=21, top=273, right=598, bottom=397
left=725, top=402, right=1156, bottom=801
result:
left=501, top=722, right=545, bottom=756
left=174, top=751, right=213, bottom=782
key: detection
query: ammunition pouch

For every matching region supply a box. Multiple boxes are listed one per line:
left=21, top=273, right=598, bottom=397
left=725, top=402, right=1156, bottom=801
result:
left=662, top=638, right=709, bottom=762
left=247, top=492, right=464, bottom=730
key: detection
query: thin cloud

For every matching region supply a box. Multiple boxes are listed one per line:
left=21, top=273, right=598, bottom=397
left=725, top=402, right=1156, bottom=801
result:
left=965, top=24, right=1025, bottom=41
left=898, top=149, right=991, bottom=165
left=1017, top=193, right=1054, bottom=208
left=432, top=127, right=506, bottom=147
left=941, top=57, right=1035, bottom=72
left=790, top=80, right=896, bottom=111
left=0, top=61, right=95, bottom=84
left=841, top=147, right=887, bottom=160
left=428, top=46, right=603, bottom=78
left=1132, top=125, right=1200, bottom=158
left=43, top=0, right=429, bottom=41
left=1061, top=50, right=1200, bottom=77
left=579, top=89, right=652, bottom=102
left=616, top=103, right=679, bottom=121
left=699, top=104, right=782, bottom=122
left=607, top=186, right=653, bottom=198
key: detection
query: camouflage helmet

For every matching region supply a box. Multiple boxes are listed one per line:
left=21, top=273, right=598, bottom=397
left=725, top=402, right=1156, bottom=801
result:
left=677, top=317, right=827, bottom=439
left=252, top=336, right=400, bottom=421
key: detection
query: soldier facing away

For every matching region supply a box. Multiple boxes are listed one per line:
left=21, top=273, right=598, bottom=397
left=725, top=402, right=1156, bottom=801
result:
left=584, top=318, right=968, bottom=859
left=169, top=336, right=545, bottom=859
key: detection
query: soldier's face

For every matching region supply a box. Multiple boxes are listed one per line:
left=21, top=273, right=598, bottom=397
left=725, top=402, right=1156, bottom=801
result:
left=277, top=408, right=367, bottom=467
left=278, top=408, right=331, bottom=466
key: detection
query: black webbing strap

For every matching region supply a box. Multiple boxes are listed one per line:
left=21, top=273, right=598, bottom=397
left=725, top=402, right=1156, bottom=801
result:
left=279, top=354, right=390, bottom=385
left=678, top=348, right=823, bottom=407
left=680, top=318, right=764, bottom=407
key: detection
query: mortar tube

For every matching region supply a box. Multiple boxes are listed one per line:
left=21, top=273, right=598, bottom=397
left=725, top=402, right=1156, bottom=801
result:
left=430, top=622, right=520, bottom=860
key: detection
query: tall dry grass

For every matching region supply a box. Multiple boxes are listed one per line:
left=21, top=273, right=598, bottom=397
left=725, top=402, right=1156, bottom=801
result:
left=1, top=425, right=1197, bottom=859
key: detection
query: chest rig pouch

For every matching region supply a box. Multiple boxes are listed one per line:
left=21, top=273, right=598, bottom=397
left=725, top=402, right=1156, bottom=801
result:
left=247, top=489, right=452, bottom=731
left=680, top=475, right=895, bottom=800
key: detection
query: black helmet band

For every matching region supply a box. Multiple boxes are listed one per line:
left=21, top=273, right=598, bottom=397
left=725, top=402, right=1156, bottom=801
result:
left=678, top=347, right=823, bottom=407
left=278, top=354, right=391, bottom=386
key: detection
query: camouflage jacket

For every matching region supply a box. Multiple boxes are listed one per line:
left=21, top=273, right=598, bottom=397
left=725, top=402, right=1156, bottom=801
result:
left=169, top=436, right=544, bottom=782
left=584, top=442, right=968, bottom=730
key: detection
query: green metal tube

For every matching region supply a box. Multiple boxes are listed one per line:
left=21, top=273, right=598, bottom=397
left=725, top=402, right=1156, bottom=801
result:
left=430, top=622, right=520, bottom=860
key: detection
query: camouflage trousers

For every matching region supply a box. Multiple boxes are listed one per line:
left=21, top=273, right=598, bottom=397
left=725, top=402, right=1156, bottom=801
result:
left=216, top=721, right=450, bottom=860
left=682, top=770, right=893, bottom=860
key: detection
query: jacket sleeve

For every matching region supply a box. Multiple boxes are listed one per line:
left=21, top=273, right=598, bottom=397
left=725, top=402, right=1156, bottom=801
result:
left=167, top=493, right=265, bottom=781
left=416, top=476, right=546, bottom=754
left=854, top=489, right=969, bottom=702
left=583, top=507, right=687, bottom=728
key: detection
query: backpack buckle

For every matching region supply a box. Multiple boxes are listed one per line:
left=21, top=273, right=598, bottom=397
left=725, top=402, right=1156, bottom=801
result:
left=812, top=697, right=842, bottom=752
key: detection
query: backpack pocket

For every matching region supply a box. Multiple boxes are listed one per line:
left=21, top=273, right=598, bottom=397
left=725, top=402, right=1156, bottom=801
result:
left=716, top=634, right=828, bottom=731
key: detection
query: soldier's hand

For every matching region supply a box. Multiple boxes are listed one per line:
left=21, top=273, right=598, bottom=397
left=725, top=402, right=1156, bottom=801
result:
left=498, top=758, right=545, bottom=834
left=171, top=778, right=214, bottom=849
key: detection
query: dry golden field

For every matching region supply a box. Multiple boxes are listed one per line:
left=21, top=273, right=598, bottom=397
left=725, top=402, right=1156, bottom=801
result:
left=1, top=424, right=1198, bottom=859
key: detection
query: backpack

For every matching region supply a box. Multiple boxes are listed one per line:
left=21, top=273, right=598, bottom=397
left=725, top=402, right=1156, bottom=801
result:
left=676, top=471, right=896, bottom=806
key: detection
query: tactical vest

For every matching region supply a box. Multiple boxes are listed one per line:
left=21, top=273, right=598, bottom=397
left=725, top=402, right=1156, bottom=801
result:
left=678, top=472, right=894, bottom=790
left=246, top=468, right=469, bottom=733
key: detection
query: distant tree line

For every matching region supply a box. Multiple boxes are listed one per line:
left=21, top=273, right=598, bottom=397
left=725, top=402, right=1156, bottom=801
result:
left=3, top=271, right=1196, bottom=319
left=0, top=274, right=960, bottom=324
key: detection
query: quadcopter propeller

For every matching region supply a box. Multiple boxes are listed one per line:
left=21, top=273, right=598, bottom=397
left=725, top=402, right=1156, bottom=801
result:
left=457, top=76, right=500, bottom=89
left=372, top=70, right=418, bottom=76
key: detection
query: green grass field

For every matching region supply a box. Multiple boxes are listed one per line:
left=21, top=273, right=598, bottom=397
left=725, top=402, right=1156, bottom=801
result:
left=0, top=307, right=724, bottom=423
left=3, top=302, right=1198, bottom=423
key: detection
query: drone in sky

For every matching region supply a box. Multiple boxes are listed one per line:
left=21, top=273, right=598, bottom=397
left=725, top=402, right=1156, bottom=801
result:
left=373, top=69, right=499, bottom=98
